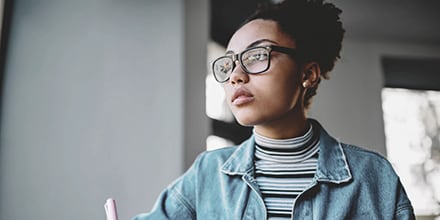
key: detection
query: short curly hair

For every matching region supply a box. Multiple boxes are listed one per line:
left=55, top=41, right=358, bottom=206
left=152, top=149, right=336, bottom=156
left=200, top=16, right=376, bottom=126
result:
left=242, top=0, right=345, bottom=109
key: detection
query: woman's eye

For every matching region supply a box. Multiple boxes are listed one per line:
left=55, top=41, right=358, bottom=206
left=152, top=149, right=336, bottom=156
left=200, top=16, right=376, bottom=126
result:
left=251, top=53, right=268, bottom=61
left=244, top=52, right=268, bottom=65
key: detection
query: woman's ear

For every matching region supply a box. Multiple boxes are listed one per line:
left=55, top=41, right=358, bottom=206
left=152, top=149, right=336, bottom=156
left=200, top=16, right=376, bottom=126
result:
left=301, top=62, right=321, bottom=88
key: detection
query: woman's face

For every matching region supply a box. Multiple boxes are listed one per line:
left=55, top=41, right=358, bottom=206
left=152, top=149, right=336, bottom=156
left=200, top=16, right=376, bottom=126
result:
left=224, top=19, right=306, bottom=132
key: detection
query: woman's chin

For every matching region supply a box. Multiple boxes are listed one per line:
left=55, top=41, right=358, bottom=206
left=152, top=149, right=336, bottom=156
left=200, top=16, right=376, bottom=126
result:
left=234, top=117, right=259, bottom=127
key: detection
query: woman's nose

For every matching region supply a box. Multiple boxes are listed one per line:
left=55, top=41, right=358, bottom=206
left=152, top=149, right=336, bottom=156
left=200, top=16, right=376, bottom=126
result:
left=229, top=64, right=249, bottom=85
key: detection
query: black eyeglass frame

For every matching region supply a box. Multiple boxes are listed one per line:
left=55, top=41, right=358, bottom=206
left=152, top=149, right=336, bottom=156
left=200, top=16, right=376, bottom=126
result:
left=212, top=45, right=297, bottom=83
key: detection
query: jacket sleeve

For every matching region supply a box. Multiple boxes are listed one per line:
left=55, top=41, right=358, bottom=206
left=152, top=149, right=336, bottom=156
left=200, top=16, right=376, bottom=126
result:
left=132, top=185, right=196, bottom=220
left=394, top=180, right=416, bottom=220
left=132, top=154, right=202, bottom=220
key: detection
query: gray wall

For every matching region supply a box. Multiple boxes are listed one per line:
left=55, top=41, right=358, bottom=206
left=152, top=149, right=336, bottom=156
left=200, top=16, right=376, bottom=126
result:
left=184, top=0, right=210, bottom=170
left=311, top=39, right=440, bottom=155
left=0, top=0, right=208, bottom=220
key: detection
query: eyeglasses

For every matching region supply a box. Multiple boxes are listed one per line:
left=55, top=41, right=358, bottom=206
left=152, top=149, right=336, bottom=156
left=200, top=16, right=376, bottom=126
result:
left=212, top=45, right=296, bottom=83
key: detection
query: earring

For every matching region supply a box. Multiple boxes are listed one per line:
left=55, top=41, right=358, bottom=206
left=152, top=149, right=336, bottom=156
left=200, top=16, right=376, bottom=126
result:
left=302, top=81, right=311, bottom=88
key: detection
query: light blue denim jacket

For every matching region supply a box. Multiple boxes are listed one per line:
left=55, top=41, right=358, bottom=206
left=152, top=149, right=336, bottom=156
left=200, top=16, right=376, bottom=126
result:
left=134, top=120, right=415, bottom=219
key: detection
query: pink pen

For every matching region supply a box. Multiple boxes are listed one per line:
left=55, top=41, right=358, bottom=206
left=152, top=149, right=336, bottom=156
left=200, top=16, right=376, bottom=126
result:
left=104, top=198, right=119, bottom=220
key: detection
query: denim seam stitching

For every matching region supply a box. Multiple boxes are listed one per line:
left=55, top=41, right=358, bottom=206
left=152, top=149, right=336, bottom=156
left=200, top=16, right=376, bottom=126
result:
left=395, top=202, right=413, bottom=216
left=170, top=188, right=196, bottom=219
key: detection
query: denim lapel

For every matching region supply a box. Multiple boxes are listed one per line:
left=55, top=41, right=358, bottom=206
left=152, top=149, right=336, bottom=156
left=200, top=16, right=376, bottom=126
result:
left=220, top=119, right=353, bottom=184
left=310, top=119, right=352, bottom=184
left=221, top=136, right=256, bottom=176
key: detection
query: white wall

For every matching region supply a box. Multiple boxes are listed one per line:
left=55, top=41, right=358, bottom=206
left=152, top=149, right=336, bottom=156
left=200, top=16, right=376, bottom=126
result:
left=311, top=39, right=440, bottom=156
left=0, top=1, right=208, bottom=220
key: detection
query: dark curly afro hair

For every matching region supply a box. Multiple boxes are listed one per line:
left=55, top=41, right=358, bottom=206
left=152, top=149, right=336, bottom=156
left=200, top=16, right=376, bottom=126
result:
left=242, top=0, right=345, bottom=109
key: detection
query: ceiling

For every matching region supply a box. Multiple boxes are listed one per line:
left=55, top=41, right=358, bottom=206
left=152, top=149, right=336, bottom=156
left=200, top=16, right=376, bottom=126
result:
left=210, top=0, right=440, bottom=47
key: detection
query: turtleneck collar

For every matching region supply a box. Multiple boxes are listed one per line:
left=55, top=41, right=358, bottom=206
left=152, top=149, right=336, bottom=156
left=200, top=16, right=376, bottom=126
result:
left=253, top=123, right=315, bottom=149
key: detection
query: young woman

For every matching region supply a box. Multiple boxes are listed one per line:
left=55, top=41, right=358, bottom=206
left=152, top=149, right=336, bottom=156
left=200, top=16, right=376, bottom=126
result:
left=134, top=0, right=415, bottom=219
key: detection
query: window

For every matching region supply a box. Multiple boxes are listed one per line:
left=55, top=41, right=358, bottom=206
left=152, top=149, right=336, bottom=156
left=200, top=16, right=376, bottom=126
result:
left=206, top=41, right=252, bottom=151
left=382, top=57, right=440, bottom=217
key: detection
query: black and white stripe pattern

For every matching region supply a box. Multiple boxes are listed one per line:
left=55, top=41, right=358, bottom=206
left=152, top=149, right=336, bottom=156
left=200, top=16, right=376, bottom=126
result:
left=254, top=125, right=320, bottom=219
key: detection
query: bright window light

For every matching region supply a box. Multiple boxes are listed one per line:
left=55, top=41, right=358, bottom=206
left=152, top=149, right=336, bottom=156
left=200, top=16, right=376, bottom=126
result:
left=382, top=88, right=440, bottom=217
left=205, top=41, right=234, bottom=123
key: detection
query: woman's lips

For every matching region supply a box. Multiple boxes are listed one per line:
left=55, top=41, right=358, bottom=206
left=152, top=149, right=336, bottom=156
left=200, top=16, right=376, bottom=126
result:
left=231, top=88, right=254, bottom=106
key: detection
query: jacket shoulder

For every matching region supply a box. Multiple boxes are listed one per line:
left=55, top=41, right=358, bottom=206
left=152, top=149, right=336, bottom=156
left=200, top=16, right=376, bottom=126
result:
left=195, top=146, right=238, bottom=167
left=342, top=144, right=388, bottom=161
left=341, top=144, right=398, bottom=178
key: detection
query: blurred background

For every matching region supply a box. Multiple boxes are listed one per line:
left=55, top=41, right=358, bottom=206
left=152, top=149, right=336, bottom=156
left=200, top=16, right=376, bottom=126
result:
left=0, top=0, right=439, bottom=219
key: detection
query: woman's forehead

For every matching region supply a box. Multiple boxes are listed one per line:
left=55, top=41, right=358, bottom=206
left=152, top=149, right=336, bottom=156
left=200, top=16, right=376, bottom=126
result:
left=227, top=19, right=295, bottom=52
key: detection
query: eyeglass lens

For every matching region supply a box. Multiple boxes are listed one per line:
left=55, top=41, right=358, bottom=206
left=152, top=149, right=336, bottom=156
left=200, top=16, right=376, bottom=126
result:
left=213, top=47, right=270, bottom=82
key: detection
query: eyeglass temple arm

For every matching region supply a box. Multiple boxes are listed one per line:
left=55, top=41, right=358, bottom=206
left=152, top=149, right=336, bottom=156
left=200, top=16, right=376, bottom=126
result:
left=270, top=45, right=296, bottom=56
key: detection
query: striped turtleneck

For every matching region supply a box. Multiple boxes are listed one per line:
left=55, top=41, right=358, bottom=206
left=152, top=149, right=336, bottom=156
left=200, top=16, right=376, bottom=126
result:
left=254, top=124, right=320, bottom=219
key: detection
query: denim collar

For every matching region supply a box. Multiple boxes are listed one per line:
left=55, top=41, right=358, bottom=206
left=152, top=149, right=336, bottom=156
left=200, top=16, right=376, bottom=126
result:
left=221, top=119, right=352, bottom=184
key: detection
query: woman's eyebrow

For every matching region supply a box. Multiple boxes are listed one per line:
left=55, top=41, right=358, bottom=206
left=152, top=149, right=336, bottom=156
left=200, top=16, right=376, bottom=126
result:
left=225, top=39, right=279, bottom=54
left=246, top=39, right=278, bottom=48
